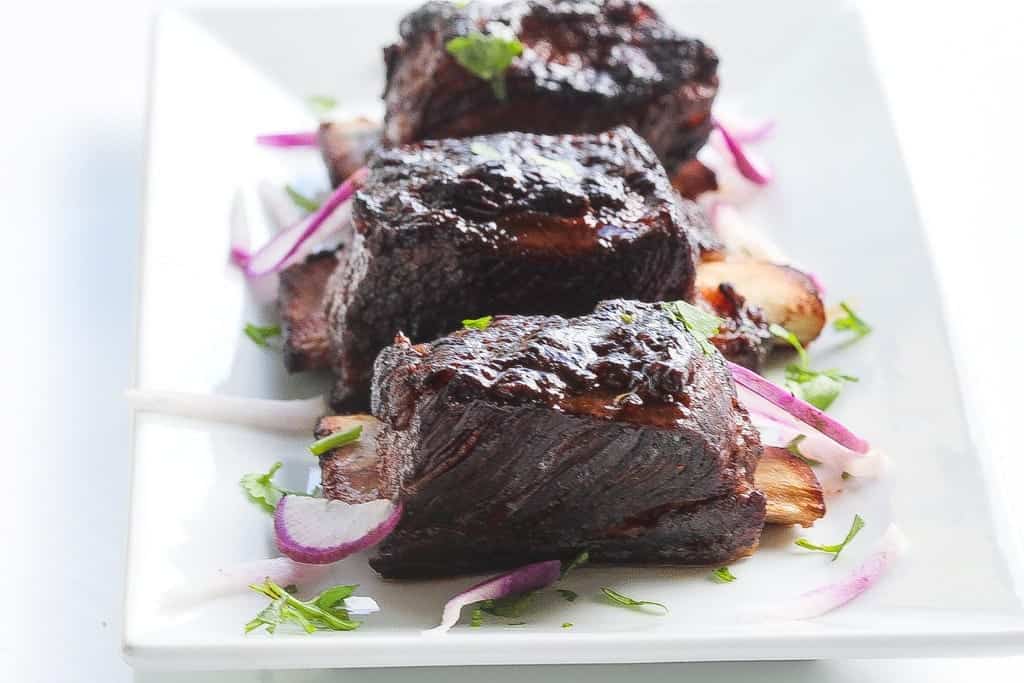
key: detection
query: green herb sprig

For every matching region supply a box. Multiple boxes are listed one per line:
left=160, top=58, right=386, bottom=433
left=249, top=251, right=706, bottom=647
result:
left=240, top=462, right=305, bottom=513
left=833, top=302, right=872, bottom=338
left=285, top=185, right=321, bottom=213
left=711, top=567, right=736, bottom=583
left=770, top=323, right=857, bottom=410
left=462, top=315, right=493, bottom=330
left=600, top=587, right=668, bottom=614
left=245, top=580, right=360, bottom=634
left=308, top=424, right=363, bottom=457
left=795, top=514, right=865, bottom=561
left=445, top=32, right=523, bottom=100
left=244, top=323, right=282, bottom=348
left=662, top=300, right=723, bottom=355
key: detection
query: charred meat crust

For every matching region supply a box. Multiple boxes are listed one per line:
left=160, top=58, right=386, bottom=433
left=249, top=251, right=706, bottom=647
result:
left=366, top=300, right=765, bottom=578
left=383, top=0, right=719, bottom=171
left=324, top=127, right=698, bottom=411
left=700, top=282, right=773, bottom=371
left=278, top=251, right=339, bottom=373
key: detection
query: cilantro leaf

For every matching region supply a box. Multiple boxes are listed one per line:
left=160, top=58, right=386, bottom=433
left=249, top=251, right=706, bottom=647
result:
left=240, top=462, right=289, bottom=513
left=600, top=587, right=668, bottom=614
left=245, top=580, right=361, bottom=634
left=785, top=434, right=821, bottom=466
left=711, top=567, right=736, bottom=583
left=462, top=315, right=493, bottom=330
left=620, top=312, right=635, bottom=324
left=315, top=584, right=357, bottom=610
left=480, top=593, right=535, bottom=618
left=772, top=323, right=857, bottom=410
left=556, top=589, right=578, bottom=602
left=284, top=185, right=320, bottom=213
left=562, top=622, right=573, bottom=628
left=795, top=514, right=865, bottom=561
left=445, top=32, right=523, bottom=100
left=244, top=323, right=281, bottom=348
left=833, top=301, right=872, bottom=338
left=661, top=300, right=723, bottom=355
left=470, top=607, right=484, bottom=627
left=307, top=94, right=338, bottom=117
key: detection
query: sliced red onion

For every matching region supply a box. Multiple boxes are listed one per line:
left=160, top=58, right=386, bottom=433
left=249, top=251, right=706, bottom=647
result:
left=729, top=119, right=776, bottom=144
left=274, top=495, right=403, bottom=565
left=243, top=167, right=367, bottom=278
left=747, top=401, right=886, bottom=479
left=750, top=524, right=906, bottom=621
left=256, top=131, right=318, bottom=147
left=712, top=119, right=773, bottom=185
left=728, top=362, right=870, bottom=454
left=126, top=389, right=326, bottom=432
left=162, top=557, right=331, bottom=609
left=229, top=189, right=252, bottom=267
left=424, top=560, right=562, bottom=635
left=258, top=179, right=307, bottom=231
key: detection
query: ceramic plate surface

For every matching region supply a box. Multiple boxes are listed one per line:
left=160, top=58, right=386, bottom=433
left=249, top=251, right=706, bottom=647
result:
left=124, top=0, right=1024, bottom=669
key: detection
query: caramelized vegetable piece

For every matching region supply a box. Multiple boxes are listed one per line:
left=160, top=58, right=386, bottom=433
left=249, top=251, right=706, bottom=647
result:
left=756, top=446, right=826, bottom=527
left=696, top=260, right=825, bottom=346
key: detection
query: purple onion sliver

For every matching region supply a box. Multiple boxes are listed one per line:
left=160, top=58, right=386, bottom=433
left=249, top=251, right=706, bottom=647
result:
left=712, top=119, right=773, bottom=185
left=244, top=166, right=368, bottom=278
left=730, top=119, right=776, bottom=144
left=255, top=131, right=319, bottom=147
left=749, top=524, right=905, bottom=621
left=728, top=361, right=870, bottom=453
left=274, top=494, right=403, bottom=565
left=230, top=246, right=251, bottom=268
left=424, top=560, right=563, bottom=635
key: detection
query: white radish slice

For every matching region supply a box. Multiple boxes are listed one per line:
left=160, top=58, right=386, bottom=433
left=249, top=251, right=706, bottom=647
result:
left=424, top=560, right=562, bottom=635
left=126, top=389, right=325, bottom=432
left=162, top=557, right=330, bottom=609
left=747, top=524, right=907, bottom=621
left=274, top=495, right=403, bottom=565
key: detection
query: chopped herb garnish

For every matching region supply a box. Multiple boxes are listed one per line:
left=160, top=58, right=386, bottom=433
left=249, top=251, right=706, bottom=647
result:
left=785, top=435, right=821, bottom=466
left=470, top=141, right=502, bottom=160
left=711, top=567, right=736, bottom=583
left=562, top=622, right=573, bottom=628
left=244, top=323, right=281, bottom=348
left=240, top=462, right=302, bottom=513
left=561, top=550, right=589, bottom=578
left=662, top=300, right=723, bottom=355
left=480, top=593, right=535, bottom=618
left=245, top=580, right=360, bottom=634
left=770, top=323, right=857, bottom=410
left=307, top=94, right=338, bottom=117
left=462, top=315, right=493, bottom=330
left=556, top=589, right=579, bottom=603
left=527, top=154, right=578, bottom=178
left=620, top=312, right=635, bottom=324
left=284, top=185, right=320, bottom=212
left=308, top=424, right=363, bottom=457
left=445, top=32, right=523, bottom=100
left=470, top=607, right=484, bottom=627
left=795, top=514, right=865, bottom=561
left=833, top=301, right=872, bottom=338
left=599, top=588, right=668, bottom=614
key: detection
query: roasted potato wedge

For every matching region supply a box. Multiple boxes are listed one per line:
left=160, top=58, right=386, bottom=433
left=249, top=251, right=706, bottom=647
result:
left=696, top=259, right=825, bottom=345
left=756, top=446, right=826, bottom=527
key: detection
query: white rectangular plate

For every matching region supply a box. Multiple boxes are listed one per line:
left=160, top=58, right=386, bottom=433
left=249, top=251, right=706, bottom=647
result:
left=124, top=0, right=1024, bottom=670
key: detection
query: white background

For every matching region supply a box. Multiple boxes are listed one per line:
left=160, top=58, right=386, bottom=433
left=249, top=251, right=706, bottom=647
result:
left=2, top=0, right=1022, bottom=681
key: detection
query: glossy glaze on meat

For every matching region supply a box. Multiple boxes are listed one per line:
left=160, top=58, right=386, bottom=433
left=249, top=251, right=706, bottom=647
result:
left=321, top=126, right=699, bottom=410
left=382, top=0, right=718, bottom=172
left=701, top=282, right=773, bottom=371
left=366, top=299, right=765, bottom=578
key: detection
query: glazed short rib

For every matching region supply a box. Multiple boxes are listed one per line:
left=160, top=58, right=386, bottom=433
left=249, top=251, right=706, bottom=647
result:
left=360, top=299, right=765, bottom=579
left=303, top=126, right=701, bottom=410
left=378, top=0, right=718, bottom=174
